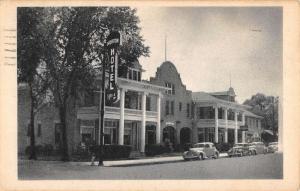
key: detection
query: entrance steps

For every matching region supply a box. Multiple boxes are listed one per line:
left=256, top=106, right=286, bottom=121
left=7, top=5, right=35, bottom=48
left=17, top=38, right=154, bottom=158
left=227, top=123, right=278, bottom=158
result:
left=129, top=151, right=145, bottom=159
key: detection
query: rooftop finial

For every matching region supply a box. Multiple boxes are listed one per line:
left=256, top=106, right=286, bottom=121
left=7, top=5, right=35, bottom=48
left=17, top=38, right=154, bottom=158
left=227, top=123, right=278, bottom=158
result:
left=165, top=34, right=167, bottom=61
left=230, top=72, right=232, bottom=87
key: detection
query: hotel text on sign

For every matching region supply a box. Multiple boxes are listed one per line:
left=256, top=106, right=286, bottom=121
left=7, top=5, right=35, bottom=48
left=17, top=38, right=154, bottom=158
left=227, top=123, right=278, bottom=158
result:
left=106, top=31, right=121, bottom=104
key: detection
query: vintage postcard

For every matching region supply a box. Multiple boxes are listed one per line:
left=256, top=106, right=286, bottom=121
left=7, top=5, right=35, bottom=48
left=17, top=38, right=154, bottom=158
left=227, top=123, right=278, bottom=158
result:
left=0, top=0, right=299, bottom=191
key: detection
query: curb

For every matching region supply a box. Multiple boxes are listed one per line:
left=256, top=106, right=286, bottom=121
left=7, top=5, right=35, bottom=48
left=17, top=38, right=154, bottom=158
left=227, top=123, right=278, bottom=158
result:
left=104, top=154, right=229, bottom=167
left=105, top=159, right=184, bottom=167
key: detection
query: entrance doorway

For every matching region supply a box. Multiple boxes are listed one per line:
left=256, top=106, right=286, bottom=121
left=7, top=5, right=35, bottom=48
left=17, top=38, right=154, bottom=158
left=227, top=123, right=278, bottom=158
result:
left=163, top=126, right=176, bottom=144
left=146, top=125, right=156, bottom=145
left=180, top=127, right=191, bottom=144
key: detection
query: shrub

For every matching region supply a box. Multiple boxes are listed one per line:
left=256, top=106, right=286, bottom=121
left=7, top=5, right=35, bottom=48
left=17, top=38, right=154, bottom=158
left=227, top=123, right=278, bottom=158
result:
left=145, top=144, right=170, bottom=156
left=42, top=144, right=54, bottom=156
left=103, top=145, right=132, bottom=159
left=88, top=145, right=132, bottom=160
left=214, top=142, right=232, bottom=152
left=25, top=144, right=43, bottom=155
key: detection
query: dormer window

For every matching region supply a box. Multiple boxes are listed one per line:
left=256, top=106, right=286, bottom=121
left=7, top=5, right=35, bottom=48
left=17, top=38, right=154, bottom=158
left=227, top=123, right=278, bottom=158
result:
left=127, top=68, right=141, bottom=82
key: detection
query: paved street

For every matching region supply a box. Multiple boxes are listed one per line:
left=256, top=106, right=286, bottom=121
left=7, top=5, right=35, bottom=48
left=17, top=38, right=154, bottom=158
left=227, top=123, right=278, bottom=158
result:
left=18, top=153, right=282, bottom=179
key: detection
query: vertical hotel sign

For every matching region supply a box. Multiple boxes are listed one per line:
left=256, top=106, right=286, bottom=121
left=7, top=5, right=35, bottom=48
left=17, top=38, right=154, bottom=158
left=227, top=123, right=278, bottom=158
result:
left=106, top=31, right=121, bottom=104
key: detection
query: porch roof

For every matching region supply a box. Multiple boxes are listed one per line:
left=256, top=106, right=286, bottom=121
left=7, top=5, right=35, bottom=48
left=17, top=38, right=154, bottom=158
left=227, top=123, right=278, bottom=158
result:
left=244, top=110, right=264, bottom=119
left=192, top=91, right=251, bottom=111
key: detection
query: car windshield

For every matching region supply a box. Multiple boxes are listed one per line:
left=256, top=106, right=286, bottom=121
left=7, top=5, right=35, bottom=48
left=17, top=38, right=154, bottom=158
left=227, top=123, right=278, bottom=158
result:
left=193, top=143, right=205, bottom=148
left=269, top=142, right=277, bottom=146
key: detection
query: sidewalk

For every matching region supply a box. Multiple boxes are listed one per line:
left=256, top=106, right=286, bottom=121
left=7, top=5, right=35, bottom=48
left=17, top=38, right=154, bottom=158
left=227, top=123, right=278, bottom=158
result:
left=102, top=153, right=228, bottom=167
left=19, top=153, right=229, bottom=167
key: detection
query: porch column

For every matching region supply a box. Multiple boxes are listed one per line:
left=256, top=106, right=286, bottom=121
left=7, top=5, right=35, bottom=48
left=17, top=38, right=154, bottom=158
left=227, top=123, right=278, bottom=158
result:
left=156, top=94, right=161, bottom=144
left=118, top=88, right=125, bottom=145
left=234, top=111, right=238, bottom=144
left=140, top=92, right=146, bottom=152
left=224, top=108, right=228, bottom=143
left=242, top=112, right=246, bottom=143
left=214, top=106, right=219, bottom=143
left=242, top=112, right=245, bottom=126
left=242, top=131, right=246, bottom=143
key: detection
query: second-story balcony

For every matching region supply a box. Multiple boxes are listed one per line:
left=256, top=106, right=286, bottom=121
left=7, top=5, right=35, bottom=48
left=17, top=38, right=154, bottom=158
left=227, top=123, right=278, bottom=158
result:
left=194, top=118, right=244, bottom=129
left=77, top=106, right=158, bottom=122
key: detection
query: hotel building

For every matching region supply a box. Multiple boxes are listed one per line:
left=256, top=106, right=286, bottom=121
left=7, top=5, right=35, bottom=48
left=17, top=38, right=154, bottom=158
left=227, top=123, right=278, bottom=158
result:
left=18, top=60, right=263, bottom=154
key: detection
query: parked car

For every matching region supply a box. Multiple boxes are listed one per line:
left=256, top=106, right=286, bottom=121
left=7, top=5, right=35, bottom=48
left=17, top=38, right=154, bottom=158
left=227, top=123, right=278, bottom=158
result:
left=182, top=142, right=219, bottom=161
left=267, top=142, right=278, bottom=153
left=249, top=142, right=267, bottom=155
left=228, top=143, right=251, bottom=157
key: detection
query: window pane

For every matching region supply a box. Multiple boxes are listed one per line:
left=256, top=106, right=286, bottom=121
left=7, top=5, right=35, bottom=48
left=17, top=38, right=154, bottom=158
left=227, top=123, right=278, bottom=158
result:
left=171, top=101, right=174, bottom=115
left=133, top=70, right=137, bottom=80
left=146, top=96, right=151, bottom=111
left=137, top=72, right=141, bottom=81
left=186, top=103, right=190, bottom=117
left=172, top=84, right=175, bottom=95
left=129, top=69, right=132, bottom=79
left=165, top=101, right=169, bottom=115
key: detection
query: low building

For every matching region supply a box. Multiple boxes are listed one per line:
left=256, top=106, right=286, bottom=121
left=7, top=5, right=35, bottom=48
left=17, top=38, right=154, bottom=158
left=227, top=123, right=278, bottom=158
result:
left=192, top=90, right=263, bottom=144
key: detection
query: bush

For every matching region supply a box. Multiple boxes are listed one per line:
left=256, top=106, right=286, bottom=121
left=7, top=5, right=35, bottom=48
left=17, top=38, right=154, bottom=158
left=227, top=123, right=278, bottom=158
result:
left=174, top=143, right=192, bottom=152
left=145, top=144, right=170, bottom=156
left=214, top=143, right=232, bottom=152
left=89, top=145, right=132, bottom=160
left=42, top=144, right=54, bottom=156
left=25, top=145, right=42, bottom=155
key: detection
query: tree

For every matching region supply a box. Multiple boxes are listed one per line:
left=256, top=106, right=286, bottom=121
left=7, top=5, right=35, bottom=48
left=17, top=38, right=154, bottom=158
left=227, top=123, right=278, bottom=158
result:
left=42, top=7, right=149, bottom=161
left=243, top=93, right=279, bottom=136
left=17, top=8, right=51, bottom=160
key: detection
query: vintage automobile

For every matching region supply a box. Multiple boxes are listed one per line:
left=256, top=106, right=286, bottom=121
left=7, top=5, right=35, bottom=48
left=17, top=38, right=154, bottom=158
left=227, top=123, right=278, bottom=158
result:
left=267, top=142, right=278, bottom=153
left=182, top=142, right=219, bottom=161
left=227, top=143, right=251, bottom=157
left=249, top=142, right=267, bottom=155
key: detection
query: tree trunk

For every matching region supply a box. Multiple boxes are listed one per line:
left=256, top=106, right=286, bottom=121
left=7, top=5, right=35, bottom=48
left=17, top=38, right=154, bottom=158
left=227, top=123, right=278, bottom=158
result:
left=59, top=105, right=69, bottom=161
left=29, top=83, right=37, bottom=160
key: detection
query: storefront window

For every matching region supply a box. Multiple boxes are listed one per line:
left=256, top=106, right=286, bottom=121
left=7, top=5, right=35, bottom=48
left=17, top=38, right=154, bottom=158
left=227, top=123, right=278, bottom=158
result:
left=198, top=128, right=215, bottom=142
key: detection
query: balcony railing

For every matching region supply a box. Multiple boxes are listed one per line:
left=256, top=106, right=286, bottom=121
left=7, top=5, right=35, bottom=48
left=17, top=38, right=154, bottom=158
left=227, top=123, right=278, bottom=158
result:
left=77, top=106, right=158, bottom=121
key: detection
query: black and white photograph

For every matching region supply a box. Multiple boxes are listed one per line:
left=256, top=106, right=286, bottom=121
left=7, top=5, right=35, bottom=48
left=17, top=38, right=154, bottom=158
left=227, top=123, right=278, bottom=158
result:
left=1, top=1, right=299, bottom=190
left=16, top=6, right=284, bottom=180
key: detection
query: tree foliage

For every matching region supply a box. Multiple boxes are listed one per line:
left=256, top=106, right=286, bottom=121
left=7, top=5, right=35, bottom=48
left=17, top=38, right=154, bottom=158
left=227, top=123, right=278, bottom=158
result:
left=243, top=93, right=279, bottom=135
left=20, top=7, right=149, bottom=161
left=18, top=8, right=52, bottom=159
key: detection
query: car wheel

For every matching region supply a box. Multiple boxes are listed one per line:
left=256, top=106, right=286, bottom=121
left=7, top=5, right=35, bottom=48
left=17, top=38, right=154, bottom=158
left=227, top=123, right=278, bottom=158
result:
left=214, top=152, right=219, bottom=159
left=198, top=153, right=204, bottom=160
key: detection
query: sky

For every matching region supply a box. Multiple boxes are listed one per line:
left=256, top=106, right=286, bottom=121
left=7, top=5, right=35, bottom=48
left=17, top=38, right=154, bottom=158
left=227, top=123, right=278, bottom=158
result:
left=134, top=7, right=282, bottom=103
